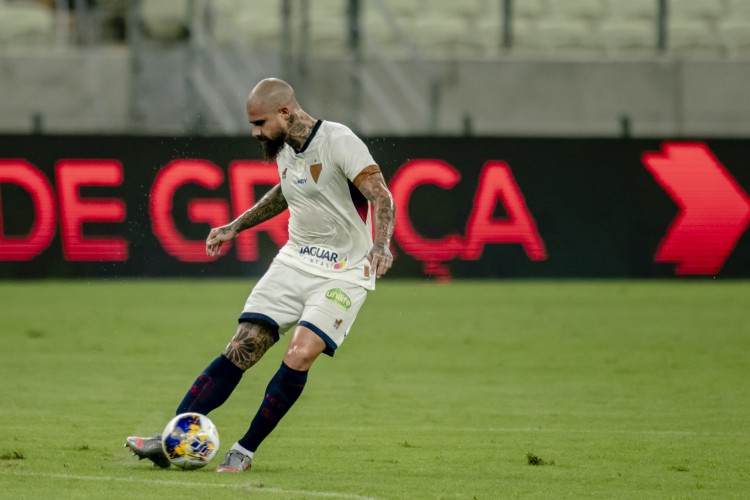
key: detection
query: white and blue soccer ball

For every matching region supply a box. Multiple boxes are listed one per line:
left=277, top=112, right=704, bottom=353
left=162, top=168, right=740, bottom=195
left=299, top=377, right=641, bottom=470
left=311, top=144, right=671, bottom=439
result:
left=161, top=412, right=220, bottom=470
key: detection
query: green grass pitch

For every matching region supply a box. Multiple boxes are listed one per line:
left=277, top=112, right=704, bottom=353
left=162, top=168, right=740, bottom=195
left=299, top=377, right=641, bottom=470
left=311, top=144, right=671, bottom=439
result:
left=1, top=279, right=749, bottom=499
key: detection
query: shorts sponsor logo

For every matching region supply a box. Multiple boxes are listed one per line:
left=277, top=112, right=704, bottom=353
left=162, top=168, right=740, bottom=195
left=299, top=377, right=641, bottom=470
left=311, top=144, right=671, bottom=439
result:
left=333, top=319, right=343, bottom=329
left=325, top=288, right=352, bottom=311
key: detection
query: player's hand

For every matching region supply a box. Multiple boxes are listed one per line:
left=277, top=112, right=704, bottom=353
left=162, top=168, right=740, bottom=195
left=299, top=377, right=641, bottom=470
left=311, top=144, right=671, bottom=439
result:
left=206, top=224, right=236, bottom=257
left=368, top=242, right=393, bottom=278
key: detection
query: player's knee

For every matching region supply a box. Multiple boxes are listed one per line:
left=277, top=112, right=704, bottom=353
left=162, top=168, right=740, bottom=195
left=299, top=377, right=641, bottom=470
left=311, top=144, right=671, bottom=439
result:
left=223, top=320, right=276, bottom=371
left=282, top=349, right=317, bottom=371
left=283, top=337, right=325, bottom=371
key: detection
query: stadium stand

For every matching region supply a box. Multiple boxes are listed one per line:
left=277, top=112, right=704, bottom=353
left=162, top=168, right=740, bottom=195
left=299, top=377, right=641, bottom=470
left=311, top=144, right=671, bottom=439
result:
left=215, top=0, right=281, bottom=50
left=175, top=0, right=740, bottom=59
left=0, top=0, right=54, bottom=47
left=408, top=13, right=476, bottom=58
left=599, top=18, right=656, bottom=56
left=667, top=20, right=722, bottom=56
left=548, top=0, right=605, bottom=22
left=422, top=0, right=488, bottom=24
left=308, top=0, right=348, bottom=56
left=5, top=0, right=743, bottom=59
left=721, top=0, right=750, bottom=57
left=140, top=0, right=189, bottom=41
left=514, top=0, right=547, bottom=21
left=536, top=18, right=601, bottom=55
left=665, top=0, right=724, bottom=55
left=668, top=0, right=725, bottom=22
left=599, top=0, right=657, bottom=55
left=4, top=0, right=750, bottom=136
left=720, top=18, right=750, bottom=58
left=605, top=0, right=657, bottom=21
left=727, top=0, right=750, bottom=19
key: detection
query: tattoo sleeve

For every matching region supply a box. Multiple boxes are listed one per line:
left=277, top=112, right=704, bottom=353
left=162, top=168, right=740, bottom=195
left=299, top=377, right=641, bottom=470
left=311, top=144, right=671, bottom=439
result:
left=231, top=183, right=288, bottom=234
left=354, top=167, right=395, bottom=248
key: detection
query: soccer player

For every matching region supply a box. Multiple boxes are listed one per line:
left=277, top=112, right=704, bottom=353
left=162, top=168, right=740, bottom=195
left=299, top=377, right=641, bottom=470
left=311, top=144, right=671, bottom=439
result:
left=125, top=78, right=395, bottom=472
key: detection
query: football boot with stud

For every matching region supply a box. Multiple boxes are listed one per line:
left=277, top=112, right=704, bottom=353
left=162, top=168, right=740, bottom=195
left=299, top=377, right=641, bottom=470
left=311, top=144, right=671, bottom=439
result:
left=215, top=450, right=252, bottom=472
left=124, top=434, right=170, bottom=469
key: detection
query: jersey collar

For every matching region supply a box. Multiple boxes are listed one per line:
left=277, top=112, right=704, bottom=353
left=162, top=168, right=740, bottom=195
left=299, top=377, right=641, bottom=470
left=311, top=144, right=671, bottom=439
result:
left=294, top=119, right=323, bottom=154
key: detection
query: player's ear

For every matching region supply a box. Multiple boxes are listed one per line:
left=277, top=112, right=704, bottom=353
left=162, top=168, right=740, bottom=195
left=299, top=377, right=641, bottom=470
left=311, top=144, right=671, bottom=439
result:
left=279, top=107, right=291, bottom=120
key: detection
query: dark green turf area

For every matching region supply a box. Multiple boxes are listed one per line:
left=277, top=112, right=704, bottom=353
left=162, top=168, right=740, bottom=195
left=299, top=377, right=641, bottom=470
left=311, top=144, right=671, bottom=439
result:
left=2, top=279, right=749, bottom=499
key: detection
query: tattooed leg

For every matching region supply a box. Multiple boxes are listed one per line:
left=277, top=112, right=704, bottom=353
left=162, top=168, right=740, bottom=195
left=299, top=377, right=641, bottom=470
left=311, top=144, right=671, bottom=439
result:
left=224, top=320, right=277, bottom=371
left=175, top=321, right=276, bottom=414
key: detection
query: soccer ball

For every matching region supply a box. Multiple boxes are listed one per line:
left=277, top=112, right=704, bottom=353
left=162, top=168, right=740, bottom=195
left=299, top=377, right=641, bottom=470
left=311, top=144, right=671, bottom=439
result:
left=161, top=412, right=220, bottom=470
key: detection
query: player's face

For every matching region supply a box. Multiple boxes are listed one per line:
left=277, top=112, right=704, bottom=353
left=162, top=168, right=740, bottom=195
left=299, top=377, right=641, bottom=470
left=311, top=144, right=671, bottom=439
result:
left=247, top=100, right=289, bottom=161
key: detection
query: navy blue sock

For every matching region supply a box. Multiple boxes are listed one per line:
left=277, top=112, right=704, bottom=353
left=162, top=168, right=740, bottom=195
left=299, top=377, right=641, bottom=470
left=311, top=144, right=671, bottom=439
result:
left=238, top=362, right=308, bottom=452
left=176, top=355, right=244, bottom=415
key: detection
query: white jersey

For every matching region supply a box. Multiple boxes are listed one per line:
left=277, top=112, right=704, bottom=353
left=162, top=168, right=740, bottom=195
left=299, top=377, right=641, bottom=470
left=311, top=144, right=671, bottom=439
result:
left=273, top=120, right=377, bottom=290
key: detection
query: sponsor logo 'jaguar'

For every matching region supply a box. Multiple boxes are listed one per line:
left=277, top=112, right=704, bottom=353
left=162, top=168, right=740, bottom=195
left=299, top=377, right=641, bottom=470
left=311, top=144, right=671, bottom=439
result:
left=299, top=245, right=339, bottom=263
left=325, top=288, right=352, bottom=311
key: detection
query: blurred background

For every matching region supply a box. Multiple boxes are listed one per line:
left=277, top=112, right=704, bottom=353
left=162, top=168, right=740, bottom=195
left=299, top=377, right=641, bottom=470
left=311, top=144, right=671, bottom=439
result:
left=2, top=0, right=750, bottom=280
left=2, top=0, right=750, bottom=137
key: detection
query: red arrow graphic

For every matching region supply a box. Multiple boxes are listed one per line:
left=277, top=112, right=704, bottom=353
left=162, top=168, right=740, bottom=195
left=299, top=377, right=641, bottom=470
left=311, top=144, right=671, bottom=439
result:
left=642, top=142, right=750, bottom=275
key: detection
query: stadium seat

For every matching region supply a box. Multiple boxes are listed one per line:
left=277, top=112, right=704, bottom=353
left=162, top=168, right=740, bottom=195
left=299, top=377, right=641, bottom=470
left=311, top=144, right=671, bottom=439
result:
left=309, top=0, right=348, bottom=17
left=600, top=19, right=657, bottom=55
left=408, top=14, right=478, bottom=58
left=381, top=0, right=424, bottom=17
left=213, top=1, right=281, bottom=29
left=233, top=12, right=281, bottom=51
left=361, top=2, right=407, bottom=58
left=140, top=0, right=189, bottom=41
left=214, top=0, right=280, bottom=18
left=605, top=0, right=656, bottom=20
left=214, top=0, right=282, bottom=49
left=310, top=20, right=348, bottom=55
left=511, top=18, right=543, bottom=51
left=549, top=0, right=605, bottom=21
left=309, top=2, right=349, bottom=56
left=474, top=17, right=502, bottom=57
left=667, top=19, right=722, bottom=55
left=720, top=19, right=750, bottom=57
left=514, top=0, right=548, bottom=20
left=536, top=18, right=602, bottom=53
left=422, top=0, right=488, bottom=23
left=0, top=1, right=54, bottom=47
left=726, top=0, right=750, bottom=20
left=668, top=0, right=725, bottom=22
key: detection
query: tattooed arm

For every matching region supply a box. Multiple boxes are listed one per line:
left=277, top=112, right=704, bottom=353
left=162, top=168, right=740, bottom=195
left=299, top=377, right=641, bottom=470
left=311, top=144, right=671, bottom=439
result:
left=354, top=166, right=395, bottom=278
left=206, top=183, right=288, bottom=257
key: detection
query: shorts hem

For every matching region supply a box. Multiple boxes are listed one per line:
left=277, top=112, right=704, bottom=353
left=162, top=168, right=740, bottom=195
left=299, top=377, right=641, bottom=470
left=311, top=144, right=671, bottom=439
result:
left=238, top=313, right=280, bottom=342
left=298, top=320, right=337, bottom=357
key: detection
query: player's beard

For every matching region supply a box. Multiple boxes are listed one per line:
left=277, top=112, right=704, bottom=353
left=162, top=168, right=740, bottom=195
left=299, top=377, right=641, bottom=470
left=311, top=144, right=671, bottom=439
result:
left=259, top=135, right=285, bottom=161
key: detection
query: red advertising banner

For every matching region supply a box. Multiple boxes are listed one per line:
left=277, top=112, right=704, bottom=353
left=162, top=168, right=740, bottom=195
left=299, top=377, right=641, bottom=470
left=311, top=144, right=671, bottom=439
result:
left=1, top=136, right=749, bottom=278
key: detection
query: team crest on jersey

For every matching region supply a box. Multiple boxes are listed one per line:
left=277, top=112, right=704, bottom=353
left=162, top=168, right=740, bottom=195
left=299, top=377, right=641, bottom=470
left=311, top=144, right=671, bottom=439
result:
left=310, top=163, right=322, bottom=183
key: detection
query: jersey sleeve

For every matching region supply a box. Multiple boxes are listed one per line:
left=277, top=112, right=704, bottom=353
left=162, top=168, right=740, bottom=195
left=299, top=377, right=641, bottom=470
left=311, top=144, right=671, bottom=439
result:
left=329, top=129, right=377, bottom=182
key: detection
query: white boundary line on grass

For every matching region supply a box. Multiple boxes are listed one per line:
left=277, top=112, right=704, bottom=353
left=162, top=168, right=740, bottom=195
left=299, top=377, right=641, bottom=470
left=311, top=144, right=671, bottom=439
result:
left=0, top=470, right=378, bottom=500
left=306, top=426, right=732, bottom=437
